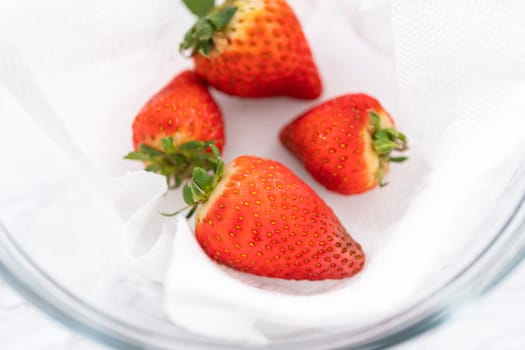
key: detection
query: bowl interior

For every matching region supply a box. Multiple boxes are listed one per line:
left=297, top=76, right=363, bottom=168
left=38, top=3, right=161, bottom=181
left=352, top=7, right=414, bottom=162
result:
left=1, top=0, right=525, bottom=348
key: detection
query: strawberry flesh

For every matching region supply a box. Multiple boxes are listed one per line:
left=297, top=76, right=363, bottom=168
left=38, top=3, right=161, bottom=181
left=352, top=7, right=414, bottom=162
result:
left=182, top=0, right=322, bottom=99
left=132, top=70, right=225, bottom=151
left=193, top=156, right=365, bottom=280
left=125, top=70, right=225, bottom=188
left=280, top=93, right=407, bottom=194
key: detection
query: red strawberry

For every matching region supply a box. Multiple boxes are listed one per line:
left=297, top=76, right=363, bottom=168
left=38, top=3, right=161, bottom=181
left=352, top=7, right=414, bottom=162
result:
left=125, top=70, right=225, bottom=188
left=280, top=94, right=408, bottom=194
left=177, top=147, right=365, bottom=280
left=179, top=0, right=322, bottom=99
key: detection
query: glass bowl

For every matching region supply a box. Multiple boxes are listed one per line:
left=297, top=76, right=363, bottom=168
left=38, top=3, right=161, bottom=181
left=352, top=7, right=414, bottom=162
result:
left=1, top=1, right=525, bottom=349
left=1, top=164, right=524, bottom=350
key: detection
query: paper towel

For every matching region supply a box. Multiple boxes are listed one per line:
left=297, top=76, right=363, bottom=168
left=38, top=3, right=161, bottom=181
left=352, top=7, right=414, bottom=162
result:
left=1, top=0, right=525, bottom=345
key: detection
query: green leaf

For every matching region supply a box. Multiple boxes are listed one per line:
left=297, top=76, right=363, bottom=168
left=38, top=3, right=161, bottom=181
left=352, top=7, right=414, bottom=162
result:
left=182, top=0, right=215, bottom=17
left=209, top=6, right=237, bottom=30
left=195, top=21, right=214, bottom=40
left=398, top=132, right=407, bottom=144
left=369, top=111, right=381, bottom=132
left=373, top=130, right=389, bottom=141
left=210, top=144, right=220, bottom=158
left=174, top=174, right=183, bottom=189
left=179, top=1, right=236, bottom=58
left=183, top=183, right=196, bottom=206
left=389, top=156, right=408, bottom=163
left=180, top=26, right=197, bottom=53
left=161, top=137, right=176, bottom=153
left=192, top=167, right=214, bottom=192
left=199, top=39, right=213, bottom=56
left=170, top=153, right=188, bottom=166
left=124, top=137, right=222, bottom=208
left=190, top=181, right=207, bottom=201
left=165, top=175, right=173, bottom=187
left=195, top=152, right=217, bottom=165
left=383, top=128, right=406, bottom=142
left=215, top=159, right=224, bottom=180
left=145, top=164, right=161, bottom=173
left=208, top=144, right=224, bottom=178
left=367, top=112, right=409, bottom=189
left=139, top=144, right=162, bottom=156
left=124, top=151, right=152, bottom=161
left=374, top=138, right=399, bottom=155
left=382, top=128, right=397, bottom=139
left=179, top=140, right=206, bottom=151
left=160, top=166, right=177, bottom=178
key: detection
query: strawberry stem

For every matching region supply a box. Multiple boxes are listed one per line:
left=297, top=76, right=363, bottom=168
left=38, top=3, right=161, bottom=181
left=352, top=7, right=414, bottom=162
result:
left=369, top=111, right=408, bottom=187
left=180, top=0, right=237, bottom=57
left=184, top=145, right=223, bottom=218
left=182, top=0, right=215, bottom=17
left=124, top=137, right=219, bottom=189
left=162, top=144, right=224, bottom=218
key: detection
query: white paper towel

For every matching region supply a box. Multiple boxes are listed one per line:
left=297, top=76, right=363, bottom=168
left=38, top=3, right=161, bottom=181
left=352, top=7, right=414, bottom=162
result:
left=1, top=0, right=525, bottom=345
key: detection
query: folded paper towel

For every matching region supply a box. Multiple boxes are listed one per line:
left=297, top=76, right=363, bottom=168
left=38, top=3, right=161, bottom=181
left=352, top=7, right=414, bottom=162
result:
left=1, top=0, right=525, bottom=345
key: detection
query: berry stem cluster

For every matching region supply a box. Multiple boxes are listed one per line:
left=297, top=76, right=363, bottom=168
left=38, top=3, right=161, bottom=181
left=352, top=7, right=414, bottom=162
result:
left=124, top=137, right=219, bottom=189
left=369, top=111, right=408, bottom=187
left=180, top=0, right=238, bottom=56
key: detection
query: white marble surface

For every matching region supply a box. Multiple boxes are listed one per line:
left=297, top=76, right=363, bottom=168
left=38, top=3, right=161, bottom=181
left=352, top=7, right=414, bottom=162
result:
left=0, top=261, right=524, bottom=350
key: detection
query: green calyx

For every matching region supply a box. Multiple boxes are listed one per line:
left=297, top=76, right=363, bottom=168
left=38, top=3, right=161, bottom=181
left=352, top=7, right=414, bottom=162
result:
left=369, top=111, right=408, bottom=187
left=179, top=0, right=238, bottom=57
left=164, top=144, right=224, bottom=218
left=124, top=137, right=220, bottom=189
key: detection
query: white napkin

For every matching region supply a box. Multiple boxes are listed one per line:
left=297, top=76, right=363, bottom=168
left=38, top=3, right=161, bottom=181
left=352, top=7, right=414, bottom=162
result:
left=1, top=0, right=525, bottom=344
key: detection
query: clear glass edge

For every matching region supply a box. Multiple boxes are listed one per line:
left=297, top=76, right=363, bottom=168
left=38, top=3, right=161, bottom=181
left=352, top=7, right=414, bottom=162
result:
left=0, top=170, right=524, bottom=350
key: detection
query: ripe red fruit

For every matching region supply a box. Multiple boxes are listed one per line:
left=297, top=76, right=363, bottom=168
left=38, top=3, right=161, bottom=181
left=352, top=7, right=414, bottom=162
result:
left=125, top=70, right=225, bottom=188
left=180, top=0, right=322, bottom=99
left=280, top=93, right=408, bottom=194
left=178, top=147, right=365, bottom=280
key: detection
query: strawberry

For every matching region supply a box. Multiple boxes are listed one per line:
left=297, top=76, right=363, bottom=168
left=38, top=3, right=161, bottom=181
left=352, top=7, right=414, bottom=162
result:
left=175, top=146, right=365, bottom=280
left=280, top=93, right=408, bottom=194
left=179, top=0, right=322, bottom=99
left=125, top=70, right=225, bottom=188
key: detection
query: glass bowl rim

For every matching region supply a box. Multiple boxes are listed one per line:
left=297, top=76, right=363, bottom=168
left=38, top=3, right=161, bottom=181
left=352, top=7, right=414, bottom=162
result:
left=1, top=171, right=524, bottom=350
